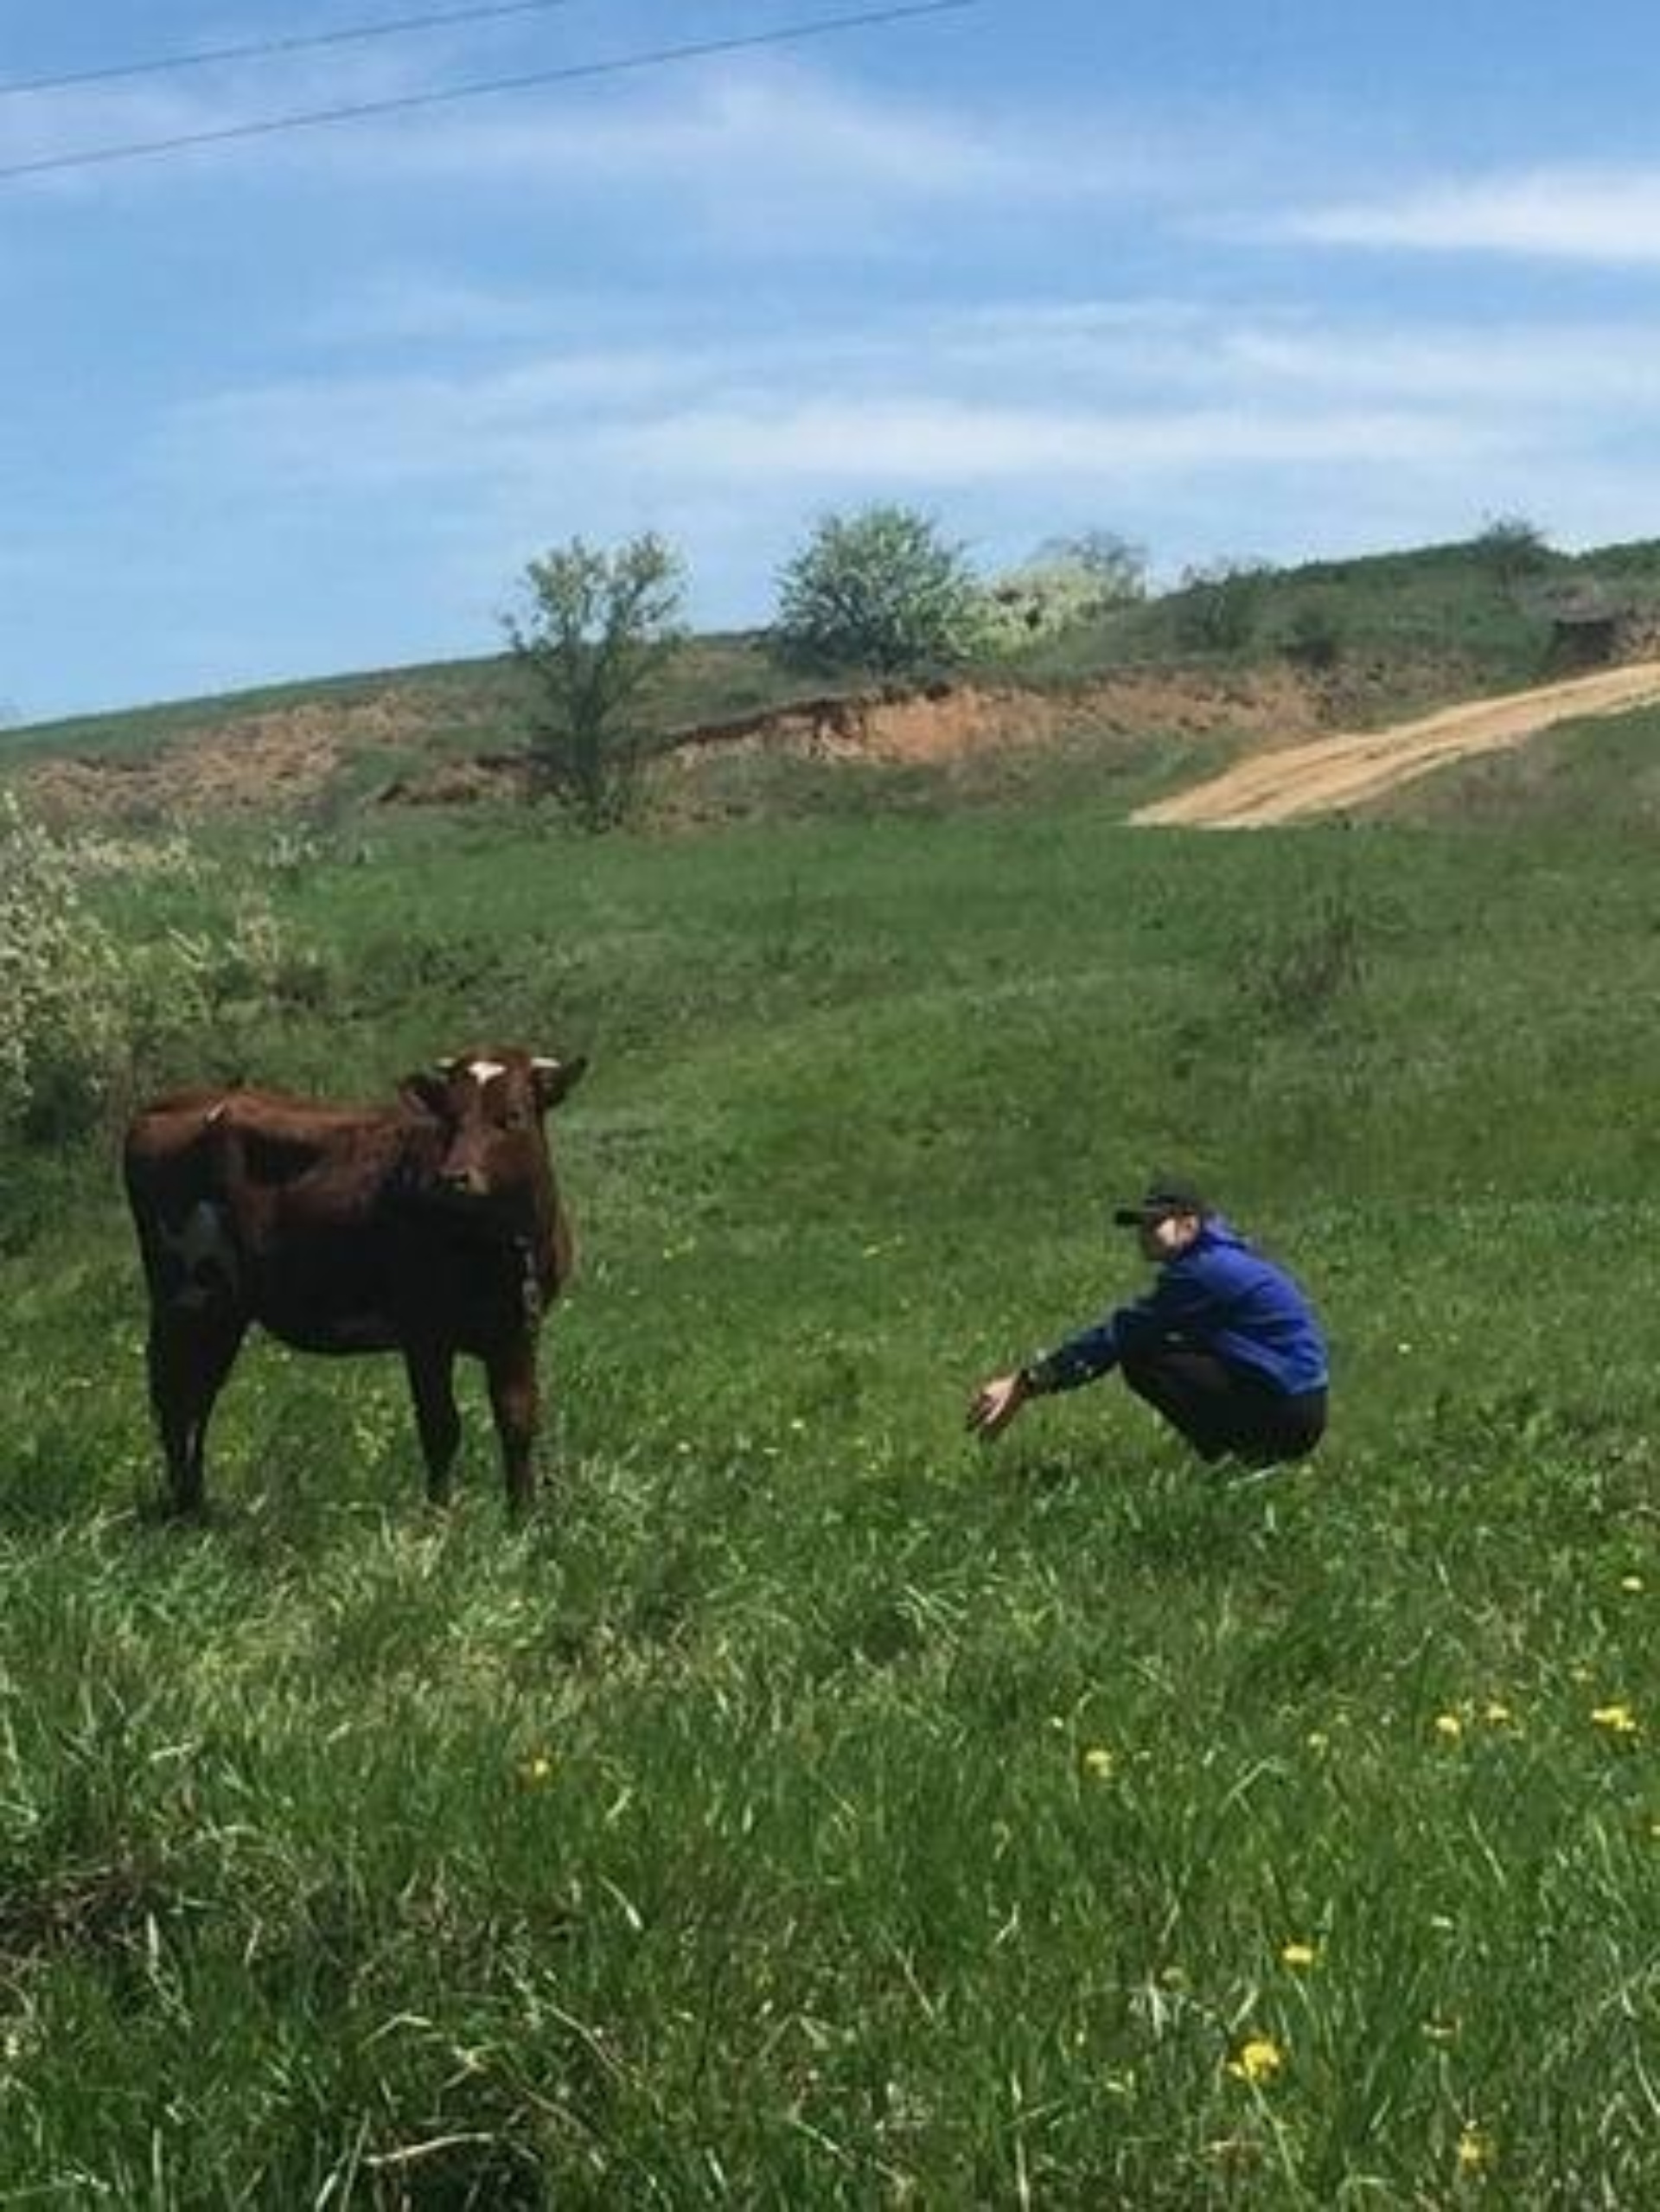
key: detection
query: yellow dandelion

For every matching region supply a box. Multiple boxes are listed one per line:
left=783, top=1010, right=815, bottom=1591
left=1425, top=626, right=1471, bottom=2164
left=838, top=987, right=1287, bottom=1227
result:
left=1082, top=1746, right=1115, bottom=1780
left=1433, top=1712, right=1464, bottom=1741
left=520, top=1753, right=555, bottom=1786
left=1620, top=1574, right=1644, bottom=1594
left=1225, top=2036, right=1284, bottom=2085
left=1591, top=1703, right=1639, bottom=1736
left=1280, top=1940, right=1318, bottom=1970
left=1457, top=2124, right=1493, bottom=2173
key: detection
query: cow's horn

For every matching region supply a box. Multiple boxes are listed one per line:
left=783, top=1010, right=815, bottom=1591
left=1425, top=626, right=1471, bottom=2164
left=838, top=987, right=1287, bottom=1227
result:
left=531, top=1055, right=563, bottom=1073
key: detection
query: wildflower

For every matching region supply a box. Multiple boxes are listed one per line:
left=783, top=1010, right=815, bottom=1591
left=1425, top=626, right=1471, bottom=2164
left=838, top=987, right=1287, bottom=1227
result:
left=1591, top=1703, right=1639, bottom=1736
left=520, top=1754, right=555, bottom=1786
left=1305, top=1729, right=1330, bottom=1753
left=1226, top=2036, right=1284, bottom=2085
left=1457, top=2124, right=1493, bottom=2173
left=1422, top=2017, right=1459, bottom=2043
left=1620, top=1574, right=1644, bottom=1594
left=1481, top=1700, right=1513, bottom=1725
left=1280, top=1940, right=1318, bottom=1970
left=1433, top=1712, right=1464, bottom=1741
left=1082, top=1746, right=1115, bottom=1779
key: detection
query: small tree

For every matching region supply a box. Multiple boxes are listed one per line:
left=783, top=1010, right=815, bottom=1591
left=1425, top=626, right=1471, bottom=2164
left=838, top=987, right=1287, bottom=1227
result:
left=1473, top=513, right=1555, bottom=590
left=774, top=504, right=982, bottom=681
left=1030, top=529, right=1148, bottom=605
left=1175, top=558, right=1274, bottom=653
left=505, top=534, right=686, bottom=829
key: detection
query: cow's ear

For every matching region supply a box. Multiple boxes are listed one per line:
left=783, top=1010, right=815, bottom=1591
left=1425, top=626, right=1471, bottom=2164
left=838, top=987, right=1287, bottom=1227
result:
left=399, top=1071, right=452, bottom=1119
left=532, top=1054, right=587, bottom=1111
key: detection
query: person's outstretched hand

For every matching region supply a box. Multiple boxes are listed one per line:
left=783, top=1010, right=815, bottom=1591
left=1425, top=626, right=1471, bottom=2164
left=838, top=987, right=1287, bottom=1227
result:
left=967, top=1371, right=1029, bottom=1441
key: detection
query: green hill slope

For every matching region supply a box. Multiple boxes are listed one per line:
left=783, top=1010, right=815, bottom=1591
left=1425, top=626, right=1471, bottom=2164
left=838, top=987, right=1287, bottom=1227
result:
left=0, top=789, right=1656, bottom=2198
left=10, top=532, right=1660, bottom=816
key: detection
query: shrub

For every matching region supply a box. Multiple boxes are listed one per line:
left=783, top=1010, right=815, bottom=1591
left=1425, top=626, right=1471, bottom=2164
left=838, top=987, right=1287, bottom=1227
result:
left=504, top=534, right=686, bottom=832
left=1279, top=596, right=1347, bottom=672
left=0, top=797, right=128, bottom=1141
left=1473, top=513, right=1555, bottom=589
left=1174, top=559, right=1274, bottom=652
left=773, top=506, right=984, bottom=680
left=0, top=798, right=324, bottom=1144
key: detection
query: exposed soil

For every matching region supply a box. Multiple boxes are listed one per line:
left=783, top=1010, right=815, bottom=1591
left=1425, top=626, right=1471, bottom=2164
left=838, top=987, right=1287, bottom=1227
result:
left=1131, top=661, right=1660, bottom=828
left=18, top=649, right=1637, bottom=830
left=14, top=665, right=1344, bottom=824
left=18, top=690, right=436, bottom=824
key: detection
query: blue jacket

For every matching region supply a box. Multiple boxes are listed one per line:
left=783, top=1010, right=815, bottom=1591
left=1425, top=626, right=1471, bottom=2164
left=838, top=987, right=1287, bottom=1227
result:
left=1031, top=1217, right=1328, bottom=1397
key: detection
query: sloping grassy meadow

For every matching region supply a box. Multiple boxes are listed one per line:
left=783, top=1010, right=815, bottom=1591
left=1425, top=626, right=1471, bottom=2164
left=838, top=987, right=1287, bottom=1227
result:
left=2, top=775, right=1658, bottom=2203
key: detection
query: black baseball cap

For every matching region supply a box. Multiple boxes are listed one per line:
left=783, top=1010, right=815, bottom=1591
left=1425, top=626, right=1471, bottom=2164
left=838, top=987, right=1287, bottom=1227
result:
left=1112, top=1180, right=1208, bottom=1227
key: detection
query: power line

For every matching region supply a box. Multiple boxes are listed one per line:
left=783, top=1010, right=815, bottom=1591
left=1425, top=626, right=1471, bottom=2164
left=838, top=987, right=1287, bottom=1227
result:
left=0, top=1, right=590, bottom=101
left=0, top=1, right=980, bottom=184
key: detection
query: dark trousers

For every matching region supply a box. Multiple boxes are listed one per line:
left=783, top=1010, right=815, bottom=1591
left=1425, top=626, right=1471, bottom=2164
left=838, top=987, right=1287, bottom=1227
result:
left=1120, top=1345, right=1327, bottom=1467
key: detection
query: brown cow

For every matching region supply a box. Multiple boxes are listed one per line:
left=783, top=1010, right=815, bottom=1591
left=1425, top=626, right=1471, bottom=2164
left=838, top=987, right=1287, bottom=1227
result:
left=123, top=1047, right=586, bottom=1517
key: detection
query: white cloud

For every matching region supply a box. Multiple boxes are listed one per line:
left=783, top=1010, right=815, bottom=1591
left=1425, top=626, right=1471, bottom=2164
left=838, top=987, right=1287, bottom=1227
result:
left=151, top=293, right=1566, bottom=540
left=624, top=396, right=1506, bottom=481
left=1276, top=164, right=1660, bottom=265
left=3, top=45, right=1174, bottom=216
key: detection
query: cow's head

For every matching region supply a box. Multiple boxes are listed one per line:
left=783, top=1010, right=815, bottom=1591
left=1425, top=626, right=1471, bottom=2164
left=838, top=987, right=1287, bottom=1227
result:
left=400, top=1048, right=587, bottom=1211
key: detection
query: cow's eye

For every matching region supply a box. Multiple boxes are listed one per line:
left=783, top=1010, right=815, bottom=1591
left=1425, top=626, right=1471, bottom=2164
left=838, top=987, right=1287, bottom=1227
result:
left=503, top=1107, right=529, bottom=1130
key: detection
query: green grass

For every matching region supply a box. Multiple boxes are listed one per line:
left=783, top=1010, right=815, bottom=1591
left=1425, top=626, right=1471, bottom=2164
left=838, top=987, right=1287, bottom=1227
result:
left=2, top=792, right=1658, bottom=2201
left=1377, top=701, right=1660, bottom=833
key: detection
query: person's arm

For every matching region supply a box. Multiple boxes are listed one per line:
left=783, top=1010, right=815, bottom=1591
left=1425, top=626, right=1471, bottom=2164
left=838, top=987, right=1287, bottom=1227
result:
left=1025, top=1258, right=1221, bottom=1393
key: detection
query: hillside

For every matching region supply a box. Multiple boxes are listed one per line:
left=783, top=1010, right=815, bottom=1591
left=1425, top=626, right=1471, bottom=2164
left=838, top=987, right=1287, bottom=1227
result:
left=10, top=531, right=1660, bottom=831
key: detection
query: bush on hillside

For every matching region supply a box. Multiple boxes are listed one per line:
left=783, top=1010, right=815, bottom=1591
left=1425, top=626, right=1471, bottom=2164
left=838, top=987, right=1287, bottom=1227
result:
left=1174, top=558, right=1275, bottom=652
left=0, top=797, right=127, bottom=1140
left=773, top=506, right=984, bottom=681
left=978, top=534, right=1150, bottom=656
left=0, top=797, right=324, bottom=1144
left=1474, top=513, right=1555, bottom=590
left=505, top=534, right=687, bottom=831
left=1278, top=594, right=1348, bottom=672
left=1030, top=529, right=1149, bottom=604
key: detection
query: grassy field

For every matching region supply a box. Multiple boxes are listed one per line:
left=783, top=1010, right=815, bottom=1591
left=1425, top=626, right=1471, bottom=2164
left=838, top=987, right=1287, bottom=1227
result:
left=2, top=769, right=1658, bottom=2202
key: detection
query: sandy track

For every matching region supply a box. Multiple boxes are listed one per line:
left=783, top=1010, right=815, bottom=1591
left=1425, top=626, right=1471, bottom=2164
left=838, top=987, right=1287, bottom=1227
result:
left=1130, top=661, right=1660, bottom=828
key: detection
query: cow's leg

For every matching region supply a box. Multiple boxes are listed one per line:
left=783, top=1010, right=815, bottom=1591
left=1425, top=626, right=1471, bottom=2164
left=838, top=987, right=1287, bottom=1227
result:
left=404, top=1343, right=462, bottom=1507
left=485, top=1338, right=541, bottom=1517
left=145, top=1307, right=246, bottom=1517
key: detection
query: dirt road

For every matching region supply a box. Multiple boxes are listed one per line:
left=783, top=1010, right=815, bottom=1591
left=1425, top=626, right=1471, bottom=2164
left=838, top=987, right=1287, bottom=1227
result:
left=1130, top=660, right=1660, bottom=828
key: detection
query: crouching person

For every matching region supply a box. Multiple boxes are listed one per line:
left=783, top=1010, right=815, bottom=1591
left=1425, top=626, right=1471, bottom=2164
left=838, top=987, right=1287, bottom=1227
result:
left=968, top=1181, right=1328, bottom=1469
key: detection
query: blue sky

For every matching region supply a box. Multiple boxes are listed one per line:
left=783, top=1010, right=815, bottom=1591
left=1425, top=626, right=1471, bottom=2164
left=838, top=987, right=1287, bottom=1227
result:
left=7, top=0, right=1660, bottom=721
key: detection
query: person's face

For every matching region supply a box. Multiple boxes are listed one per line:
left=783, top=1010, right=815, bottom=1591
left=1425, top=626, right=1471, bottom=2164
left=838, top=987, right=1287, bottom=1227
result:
left=1137, top=1210, right=1202, bottom=1263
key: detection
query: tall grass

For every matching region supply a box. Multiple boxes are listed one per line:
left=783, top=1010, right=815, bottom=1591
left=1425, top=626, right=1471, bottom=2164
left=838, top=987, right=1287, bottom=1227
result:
left=0, top=790, right=1657, bottom=2201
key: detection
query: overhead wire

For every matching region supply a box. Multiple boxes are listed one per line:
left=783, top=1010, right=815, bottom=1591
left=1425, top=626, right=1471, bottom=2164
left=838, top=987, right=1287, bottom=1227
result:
left=0, top=0, right=980, bottom=184
left=0, top=0, right=591, bottom=101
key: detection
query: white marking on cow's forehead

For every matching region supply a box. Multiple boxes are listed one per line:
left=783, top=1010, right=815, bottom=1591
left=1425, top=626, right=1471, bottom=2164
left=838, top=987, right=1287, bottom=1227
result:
left=468, top=1058, right=508, bottom=1087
